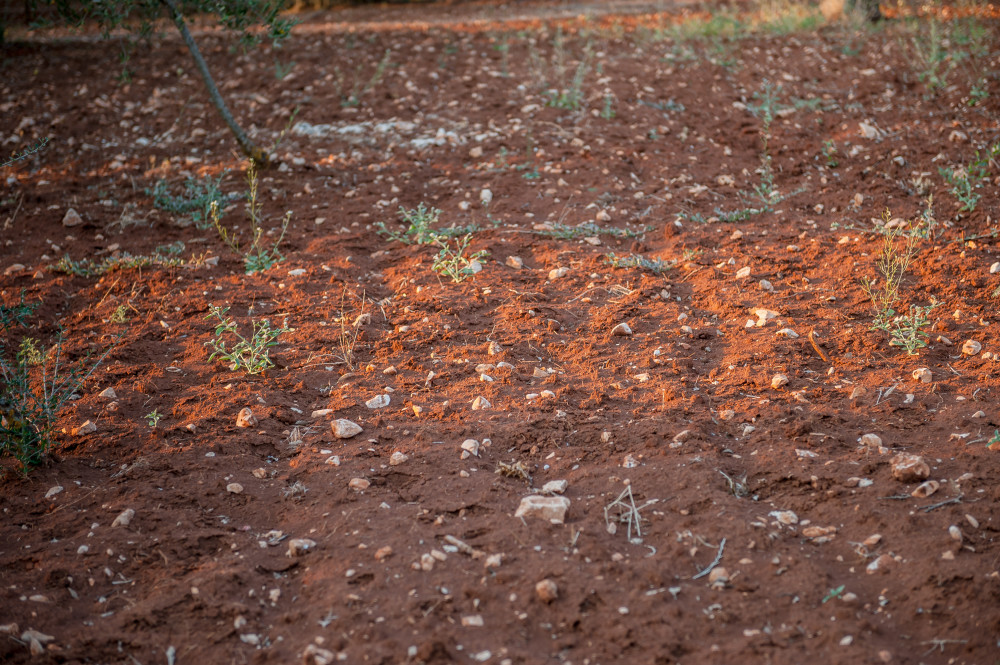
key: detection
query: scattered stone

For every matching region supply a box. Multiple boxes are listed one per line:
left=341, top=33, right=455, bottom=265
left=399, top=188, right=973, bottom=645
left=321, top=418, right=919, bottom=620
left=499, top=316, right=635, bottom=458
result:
left=595, top=209, right=611, bottom=222
left=866, top=554, right=894, bottom=574
left=759, top=279, right=774, bottom=292
left=891, top=453, right=930, bottom=482
left=548, top=266, right=569, bottom=280
left=325, top=456, right=341, bottom=466
left=962, top=339, right=982, bottom=356
left=420, top=553, right=435, bottom=571
left=480, top=189, right=493, bottom=205
left=541, top=480, right=567, bottom=495
left=382, top=365, right=397, bottom=376
left=112, top=508, right=135, bottom=528
left=506, top=256, right=523, bottom=269
left=226, top=483, right=244, bottom=495
left=287, top=538, right=316, bottom=557
left=488, top=341, right=502, bottom=355
left=670, top=429, right=691, bottom=448
left=45, top=485, right=63, bottom=499
left=863, top=534, right=882, bottom=547
left=515, top=495, right=570, bottom=524
left=460, top=439, right=480, bottom=458
left=912, top=368, right=932, bottom=383
left=332, top=419, right=362, bottom=439
left=735, top=266, right=752, bottom=279
left=302, top=644, right=336, bottom=665
left=461, top=615, right=484, bottom=627
left=0, top=623, right=17, bottom=635
left=708, top=567, right=729, bottom=586
left=941, top=550, right=955, bottom=561
left=776, top=328, right=799, bottom=338
left=21, top=629, right=54, bottom=656
left=769, top=510, right=798, bottom=525
left=802, top=526, right=837, bottom=539
left=235, top=408, right=257, bottom=428
left=535, top=579, right=559, bottom=603
left=622, top=454, right=638, bottom=468
left=349, top=478, right=370, bottom=492
left=365, top=394, right=390, bottom=409
left=62, top=208, right=84, bottom=227
left=771, top=373, right=789, bottom=389
left=374, top=546, right=393, bottom=561
left=389, top=451, right=408, bottom=466
left=859, top=433, right=883, bottom=451
left=948, top=525, right=963, bottom=543
left=471, top=396, right=491, bottom=410
left=3, top=263, right=25, bottom=276
left=311, top=408, right=334, bottom=418
left=754, top=308, right=780, bottom=326
left=611, top=322, right=632, bottom=337
left=911, top=480, right=939, bottom=498
left=73, top=420, right=96, bottom=436
left=991, top=261, right=1000, bottom=274
left=98, top=387, right=117, bottom=400
left=966, top=514, right=979, bottom=529
left=850, top=386, right=867, bottom=400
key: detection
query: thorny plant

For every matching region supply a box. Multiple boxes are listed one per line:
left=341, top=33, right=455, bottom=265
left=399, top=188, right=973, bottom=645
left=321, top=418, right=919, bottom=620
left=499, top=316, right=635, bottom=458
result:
left=334, top=49, right=392, bottom=107
left=939, top=143, right=998, bottom=213
left=148, top=172, right=241, bottom=229
left=211, top=162, right=291, bottom=274
left=431, top=234, right=489, bottom=283
left=204, top=305, right=292, bottom=375
left=888, top=301, right=941, bottom=355
left=861, top=210, right=920, bottom=332
left=1, top=293, right=117, bottom=474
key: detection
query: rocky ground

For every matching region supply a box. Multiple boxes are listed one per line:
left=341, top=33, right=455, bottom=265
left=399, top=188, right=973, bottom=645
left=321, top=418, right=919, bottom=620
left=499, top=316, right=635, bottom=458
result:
left=1, top=1, right=999, bottom=663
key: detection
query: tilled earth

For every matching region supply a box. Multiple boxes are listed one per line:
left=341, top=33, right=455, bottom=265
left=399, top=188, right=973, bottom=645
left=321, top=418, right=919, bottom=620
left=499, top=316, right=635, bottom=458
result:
left=2, top=1, right=999, bottom=663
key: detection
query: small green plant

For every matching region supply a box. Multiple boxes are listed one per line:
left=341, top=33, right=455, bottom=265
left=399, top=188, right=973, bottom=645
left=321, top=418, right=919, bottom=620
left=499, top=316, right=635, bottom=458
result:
left=2, top=136, right=50, bottom=168
left=210, top=162, right=291, bottom=274
left=535, top=221, right=648, bottom=240
left=274, top=57, right=295, bottom=80
left=148, top=173, right=240, bottom=229
left=939, top=144, right=998, bottom=213
left=51, top=252, right=186, bottom=277
left=600, top=94, right=616, bottom=120
left=335, top=49, right=392, bottom=107
left=145, top=409, right=162, bottom=428
left=822, top=139, right=838, bottom=168
left=1, top=295, right=117, bottom=473
left=375, top=204, right=477, bottom=245
left=431, top=235, right=488, bottom=283
left=603, top=252, right=676, bottom=274
left=988, top=430, right=1000, bottom=450
left=204, top=306, right=292, bottom=375
left=822, top=585, right=846, bottom=603
left=888, top=301, right=940, bottom=355
left=110, top=305, right=130, bottom=324
left=861, top=210, right=920, bottom=332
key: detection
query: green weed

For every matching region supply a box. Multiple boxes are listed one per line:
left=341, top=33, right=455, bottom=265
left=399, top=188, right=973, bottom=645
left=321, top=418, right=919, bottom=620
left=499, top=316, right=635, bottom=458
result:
left=939, top=143, right=998, bottom=213
left=210, top=162, right=291, bottom=274
left=148, top=173, right=240, bottom=229
left=204, top=305, right=292, bottom=375
left=888, top=301, right=940, bottom=355
left=861, top=210, right=920, bottom=332
left=603, top=252, right=676, bottom=274
left=431, top=235, right=488, bottom=283
left=335, top=49, right=392, bottom=107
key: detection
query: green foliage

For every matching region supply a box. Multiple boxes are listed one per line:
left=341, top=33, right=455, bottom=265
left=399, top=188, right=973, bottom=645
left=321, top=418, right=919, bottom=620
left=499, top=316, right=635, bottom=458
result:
left=431, top=235, right=488, bottom=283
left=376, top=204, right=478, bottom=245
left=145, top=409, right=162, bottom=428
left=335, top=49, right=392, bottom=107
left=534, top=222, right=648, bottom=240
left=603, top=252, right=676, bottom=274
left=204, top=306, right=292, bottom=375
left=1, top=294, right=116, bottom=473
left=988, top=430, right=1000, bottom=450
left=211, top=162, right=291, bottom=274
left=939, top=144, right=998, bottom=213
left=888, top=301, right=940, bottom=355
left=1, top=137, right=49, bottom=169
left=822, top=140, right=838, bottom=168
left=861, top=210, right=920, bottom=332
left=148, top=173, right=241, bottom=229
left=51, top=251, right=186, bottom=277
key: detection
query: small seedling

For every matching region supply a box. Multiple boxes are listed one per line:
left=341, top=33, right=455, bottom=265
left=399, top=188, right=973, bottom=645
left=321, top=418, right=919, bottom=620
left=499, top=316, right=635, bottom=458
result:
left=603, top=252, right=676, bottom=274
left=861, top=210, right=920, bottom=332
left=204, top=305, right=292, bottom=375
left=987, top=430, right=1000, bottom=450
left=822, top=140, right=838, bottom=168
left=822, top=585, right=846, bottom=603
left=376, top=204, right=446, bottom=245
left=939, top=143, right=998, bottom=213
left=145, top=409, right=162, bottom=428
left=2, top=136, right=49, bottom=168
left=431, top=235, right=488, bottom=283
left=211, top=162, right=291, bottom=274
left=148, top=173, right=240, bottom=229
left=889, top=301, right=940, bottom=355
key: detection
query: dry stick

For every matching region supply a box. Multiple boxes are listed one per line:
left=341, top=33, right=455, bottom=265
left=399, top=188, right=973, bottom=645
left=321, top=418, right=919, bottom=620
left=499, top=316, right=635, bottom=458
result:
left=691, top=537, right=726, bottom=580
left=808, top=329, right=830, bottom=363
left=922, top=495, right=963, bottom=512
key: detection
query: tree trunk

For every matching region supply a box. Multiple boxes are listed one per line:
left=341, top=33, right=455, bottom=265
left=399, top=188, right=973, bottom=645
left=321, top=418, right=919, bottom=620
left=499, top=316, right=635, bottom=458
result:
left=159, top=0, right=269, bottom=167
